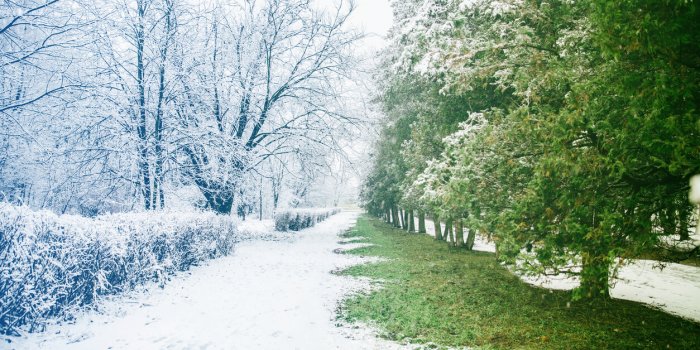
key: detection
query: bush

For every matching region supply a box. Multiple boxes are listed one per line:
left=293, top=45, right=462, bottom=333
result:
left=0, top=204, right=238, bottom=336
left=274, top=208, right=341, bottom=232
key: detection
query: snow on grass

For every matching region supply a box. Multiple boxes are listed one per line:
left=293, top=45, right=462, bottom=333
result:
left=335, top=242, right=376, bottom=252
left=338, top=236, right=369, bottom=244
left=420, top=217, right=700, bottom=323
left=7, top=211, right=414, bottom=350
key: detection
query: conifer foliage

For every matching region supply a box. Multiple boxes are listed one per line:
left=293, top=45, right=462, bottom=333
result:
left=362, top=0, right=700, bottom=299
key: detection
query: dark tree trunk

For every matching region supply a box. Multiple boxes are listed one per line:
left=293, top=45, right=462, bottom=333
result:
left=444, top=218, right=453, bottom=243
left=259, top=185, right=263, bottom=220
left=408, top=210, right=415, bottom=233
left=136, top=0, right=151, bottom=210
left=418, top=211, right=426, bottom=233
left=580, top=255, right=611, bottom=300
left=138, top=148, right=152, bottom=210
left=433, top=215, right=443, bottom=240
left=238, top=204, right=246, bottom=220
left=455, top=219, right=464, bottom=247
left=465, top=227, right=476, bottom=250
left=391, top=207, right=400, bottom=228
left=679, top=203, right=690, bottom=241
left=579, top=236, right=611, bottom=300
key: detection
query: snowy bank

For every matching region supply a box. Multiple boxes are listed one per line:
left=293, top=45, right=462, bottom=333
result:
left=0, top=204, right=238, bottom=336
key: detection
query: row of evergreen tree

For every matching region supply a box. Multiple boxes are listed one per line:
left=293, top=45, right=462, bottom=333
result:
left=362, top=0, right=699, bottom=299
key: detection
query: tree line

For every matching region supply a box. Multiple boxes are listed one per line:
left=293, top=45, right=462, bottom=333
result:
left=362, top=0, right=699, bottom=299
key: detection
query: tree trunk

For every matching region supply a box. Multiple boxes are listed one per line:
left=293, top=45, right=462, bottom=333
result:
left=696, top=205, right=700, bottom=237
left=136, top=0, right=151, bottom=210
left=259, top=185, right=263, bottom=220
left=444, top=218, right=453, bottom=243
left=579, top=236, right=611, bottom=300
left=402, top=209, right=409, bottom=230
left=433, top=214, right=442, bottom=240
left=662, top=207, right=676, bottom=237
left=465, top=227, right=476, bottom=250
left=408, top=210, right=415, bottom=233
left=418, top=211, right=426, bottom=233
left=153, top=20, right=170, bottom=210
left=454, top=219, right=464, bottom=247
left=391, top=207, right=400, bottom=228
left=580, top=257, right=611, bottom=300
left=679, top=203, right=690, bottom=241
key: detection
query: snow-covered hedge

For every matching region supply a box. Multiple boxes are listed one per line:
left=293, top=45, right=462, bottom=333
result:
left=0, top=204, right=238, bottom=335
left=274, top=208, right=341, bottom=232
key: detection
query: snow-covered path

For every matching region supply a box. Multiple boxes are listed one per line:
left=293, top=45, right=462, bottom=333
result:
left=10, top=211, right=406, bottom=350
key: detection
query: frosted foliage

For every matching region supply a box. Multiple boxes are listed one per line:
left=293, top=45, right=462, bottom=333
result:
left=273, top=208, right=340, bottom=231
left=443, top=113, right=487, bottom=147
left=388, top=0, right=591, bottom=95
left=0, top=203, right=239, bottom=335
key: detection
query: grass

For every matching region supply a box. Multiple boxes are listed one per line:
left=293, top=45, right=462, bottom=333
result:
left=337, top=216, right=700, bottom=350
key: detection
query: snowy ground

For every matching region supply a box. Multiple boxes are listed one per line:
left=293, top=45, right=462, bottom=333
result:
left=9, top=211, right=414, bottom=350
left=421, top=218, right=700, bottom=322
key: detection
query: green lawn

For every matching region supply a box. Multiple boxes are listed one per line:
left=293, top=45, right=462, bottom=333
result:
left=338, top=216, right=700, bottom=350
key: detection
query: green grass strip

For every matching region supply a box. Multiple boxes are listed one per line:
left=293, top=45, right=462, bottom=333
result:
left=338, top=216, right=700, bottom=350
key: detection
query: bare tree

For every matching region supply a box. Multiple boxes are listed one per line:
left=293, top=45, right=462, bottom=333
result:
left=92, top=0, right=180, bottom=210
left=172, top=0, right=362, bottom=214
left=0, top=0, right=104, bottom=211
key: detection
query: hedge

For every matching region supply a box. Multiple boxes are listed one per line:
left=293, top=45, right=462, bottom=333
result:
left=0, top=204, right=239, bottom=335
left=274, top=208, right=341, bottom=232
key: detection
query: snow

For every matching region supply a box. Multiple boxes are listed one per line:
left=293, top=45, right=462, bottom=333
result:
left=236, top=219, right=277, bottom=239
left=420, top=218, right=700, bottom=322
left=521, top=260, right=700, bottom=321
left=8, top=211, right=413, bottom=350
left=613, top=260, right=700, bottom=321
left=690, top=175, right=700, bottom=204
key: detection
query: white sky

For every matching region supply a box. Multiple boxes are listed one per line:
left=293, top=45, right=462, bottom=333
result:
left=346, top=0, right=394, bottom=52
left=345, top=1, right=393, bottom=193
left=349, top=0, right=393, bottom=38
left=308, top=0, right=394, bottom=204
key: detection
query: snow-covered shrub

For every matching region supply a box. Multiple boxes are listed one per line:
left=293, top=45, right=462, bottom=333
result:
left=0, top=204, right=238, bottom=336
left=274, top=208, right=340, bottom=232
